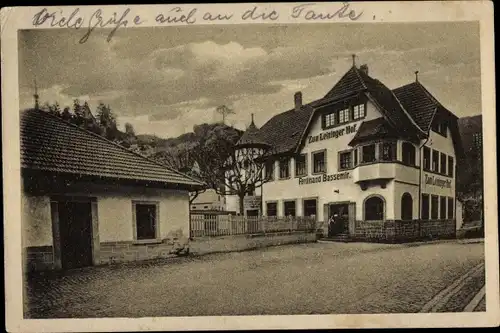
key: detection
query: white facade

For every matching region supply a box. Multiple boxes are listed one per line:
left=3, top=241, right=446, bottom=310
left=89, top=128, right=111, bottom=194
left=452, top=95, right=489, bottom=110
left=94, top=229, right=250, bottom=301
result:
left=261, top=100, right=456, bottom=225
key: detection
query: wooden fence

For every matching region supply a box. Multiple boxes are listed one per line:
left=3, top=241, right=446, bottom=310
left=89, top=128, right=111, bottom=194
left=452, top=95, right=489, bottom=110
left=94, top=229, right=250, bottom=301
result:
left=190, top=215, right=317, bottom=238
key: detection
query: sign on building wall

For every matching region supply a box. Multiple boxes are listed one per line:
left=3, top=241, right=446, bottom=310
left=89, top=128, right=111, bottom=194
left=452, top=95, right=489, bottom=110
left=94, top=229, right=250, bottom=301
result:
left=424, top=174, right=452, bottom=189
left=244, top=196, right=262, bottom=209
left=298, top=172, right=351, bottom=185
left=307, top=124, right=358, bottom=144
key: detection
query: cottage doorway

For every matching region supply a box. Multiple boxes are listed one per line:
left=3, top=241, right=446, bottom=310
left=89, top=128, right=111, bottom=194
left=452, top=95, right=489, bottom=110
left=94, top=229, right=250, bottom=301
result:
left=329, top=203, right=349, bottom=235
left=58, top=200, right=93, bottom=269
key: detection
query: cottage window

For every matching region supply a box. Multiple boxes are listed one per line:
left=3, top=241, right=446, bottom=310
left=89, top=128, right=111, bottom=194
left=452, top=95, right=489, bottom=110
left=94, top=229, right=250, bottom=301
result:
left=381, top=141, right=397, bottom=161
left=324, top=112, right=337, bottom=128
left=448, top=156, right=454, bottom=177
left=353, top=104, right=365, bottom=120
left=339, top=150, right=352, bottom=170
left=361, top=144, right=376, bottom=163
left=313, top=151, right=326, bottom=173
left=364, top=196, right=384, bottom=221
left=295, top=154, right=307, bottom=177
left=423, top=146, right=431, bottom=171
left=440, top=153, right=447, bottom=174
left=134, top=202, right=158, bottom=240
left=265, top=160, right=275, bottom=180
left=284, top=200, right=296, bottom=217
left=401, top=193, right=413, bottom=220
left=339, top=108, right=350, bottom=124
left=447, top=197, right=454, bottom=219
left=432, top=149, right=439, bottom=172
left=279, top=159, right=290, bottom=179
left=266, top=202, right=277, bottom=217
left=431, top=195, right=439, bottom=219
left=402, top=142, right=416, bottom=165
left=421, top=194, right=430, bottom=220
left=440, top=196, right=447, bottom=219
left=303, top=199, right=317, bottom=217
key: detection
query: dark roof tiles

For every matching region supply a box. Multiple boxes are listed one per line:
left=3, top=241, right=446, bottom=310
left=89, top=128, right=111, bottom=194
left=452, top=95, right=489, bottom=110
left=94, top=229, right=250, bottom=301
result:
left=21, top=109, right=203, bottom=187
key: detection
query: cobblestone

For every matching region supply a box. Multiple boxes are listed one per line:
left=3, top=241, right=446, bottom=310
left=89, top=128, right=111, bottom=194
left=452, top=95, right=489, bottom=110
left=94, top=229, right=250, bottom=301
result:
left=24, top=240, right=485, bottom=318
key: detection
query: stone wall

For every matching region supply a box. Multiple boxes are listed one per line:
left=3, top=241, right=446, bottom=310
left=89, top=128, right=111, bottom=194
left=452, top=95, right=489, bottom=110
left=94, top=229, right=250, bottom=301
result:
left=25, top=246, right=55, bottom=272
left=352, top=219, right=456, bottom=243
left=99, top=237, right=189, bottom=265
left=190, top=231, right=317, bottom=256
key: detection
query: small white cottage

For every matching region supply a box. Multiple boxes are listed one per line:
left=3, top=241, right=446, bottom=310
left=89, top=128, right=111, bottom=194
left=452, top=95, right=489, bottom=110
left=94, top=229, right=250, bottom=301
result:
left=21, top=109, right=203, bottom=271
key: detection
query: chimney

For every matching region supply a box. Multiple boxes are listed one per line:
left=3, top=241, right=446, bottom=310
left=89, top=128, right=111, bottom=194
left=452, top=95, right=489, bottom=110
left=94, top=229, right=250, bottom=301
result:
left=360, top=64, right=368, bottom=75
left=294, top=91, right=303, bottom=111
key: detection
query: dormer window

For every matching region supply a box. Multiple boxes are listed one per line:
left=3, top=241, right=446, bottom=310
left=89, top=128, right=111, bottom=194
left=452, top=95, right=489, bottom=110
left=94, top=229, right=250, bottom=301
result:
left=321, top=103, right=366, bottom=129
left=431, top=120, right=447, bottom=137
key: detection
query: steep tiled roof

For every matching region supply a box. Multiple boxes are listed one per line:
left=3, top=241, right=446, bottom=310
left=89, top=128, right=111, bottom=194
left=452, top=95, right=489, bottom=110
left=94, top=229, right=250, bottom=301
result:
left=255, top=105, right=314, bottom=155
left=324, top=66, right=367, bottom=100
left=21, top=109, right=203, bottom=188
left=348, top=118, right=398, bottom=146
left=392, top=81, right=439, bottom=132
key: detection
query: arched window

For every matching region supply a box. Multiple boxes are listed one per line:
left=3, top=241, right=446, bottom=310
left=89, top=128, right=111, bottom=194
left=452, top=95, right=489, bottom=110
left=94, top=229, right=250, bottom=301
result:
left=402, top=142, right=416, bottom=166
left=364, top=196, right=385, bottom=221
left=401, top=193, right=413, bottom=220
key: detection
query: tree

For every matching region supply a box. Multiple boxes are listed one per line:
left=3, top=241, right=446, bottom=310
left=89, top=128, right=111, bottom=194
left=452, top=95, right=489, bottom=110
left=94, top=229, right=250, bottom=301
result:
left=96, top=103, right=118, bottom=140
left=61, top=107, right=72, bottom=122
left=125, top=122, right=136, bottom=137
left=215, top=105, right=235, bottom=124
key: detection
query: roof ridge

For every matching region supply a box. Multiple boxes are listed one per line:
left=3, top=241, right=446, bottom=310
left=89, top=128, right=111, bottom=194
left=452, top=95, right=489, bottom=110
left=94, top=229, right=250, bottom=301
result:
left=27, top=109, right=203, bottom=186
left=352, top=66, right=368, bottom=89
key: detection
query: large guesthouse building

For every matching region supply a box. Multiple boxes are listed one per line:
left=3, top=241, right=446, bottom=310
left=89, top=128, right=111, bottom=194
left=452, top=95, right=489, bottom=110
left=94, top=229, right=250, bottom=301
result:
left=242, top=59, right=462, bottom=241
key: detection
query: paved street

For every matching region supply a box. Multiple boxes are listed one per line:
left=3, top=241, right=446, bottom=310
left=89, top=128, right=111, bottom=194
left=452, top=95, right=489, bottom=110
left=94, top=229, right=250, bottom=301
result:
left=24, top=240, right=485, bottom=318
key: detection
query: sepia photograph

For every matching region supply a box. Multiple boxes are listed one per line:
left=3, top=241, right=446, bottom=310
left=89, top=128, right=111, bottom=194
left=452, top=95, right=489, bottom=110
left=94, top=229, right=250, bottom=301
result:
left=2, top=2, right=498, bottom=331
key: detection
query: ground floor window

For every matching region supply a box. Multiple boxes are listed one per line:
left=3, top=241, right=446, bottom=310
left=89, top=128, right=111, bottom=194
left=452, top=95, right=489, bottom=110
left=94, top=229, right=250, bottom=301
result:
left=448, top=197, right=454, bottom=219
left=134, top=202, right=158, bottom=240
left=364, top=195, right=384, bottom=221
left=401, top=193, right=413, bottom=220
left=303, top=199, right=317, bottom=217
left=266, top=202, right=277, bottom=217
left=284, top=200, right=296, bottom=217
left=421, top=194, right=430, bottom=220
left=440, top=196, right=447, bottom=219
left=431, top=195, right=439, bottom=219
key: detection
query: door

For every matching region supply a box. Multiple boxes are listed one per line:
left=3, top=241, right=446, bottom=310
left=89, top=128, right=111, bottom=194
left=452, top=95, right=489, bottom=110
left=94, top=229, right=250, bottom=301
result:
left=58, top=200, right=93, bottom=269
left=329, top=203, right=350, bottom=235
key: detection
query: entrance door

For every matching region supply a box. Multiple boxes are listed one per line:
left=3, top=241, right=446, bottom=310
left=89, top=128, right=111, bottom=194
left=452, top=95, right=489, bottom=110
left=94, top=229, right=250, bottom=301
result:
left=58, top=200, right=93, bottom=269
left=329, top=203, right=349, bottom=234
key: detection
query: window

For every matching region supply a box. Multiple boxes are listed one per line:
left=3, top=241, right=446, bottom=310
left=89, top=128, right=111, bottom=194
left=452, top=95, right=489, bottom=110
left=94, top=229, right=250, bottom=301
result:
left=440, top=153, right=447, bottom=174
left=401, top=193, right=413, bottom=220
left=134, top=203, right=158, bottom=240
left=364, top=196, right=384, bottom=221
left=431, top=195, right=439, bottom=219
left=324, top=112, right=337, bottom=128
left=402, top=142, right=416, bottom=165
left=353, top=148, right=358, bottom=167
left=361, top=144, right=376, bottom=163
left=421, top=194, right=430, bottom=220
left=339, top=108, right=350, bottom=124
left=432, top=121, right=447, bottom=137
left=432, top=149, right=439, bottom=172
left=266, top=202, right=277, bottom=217
left=339, top=150, right=353, bottom=170
left=423, top=146, right=431, bottom=171
left=381, top=141, right=397, bottom=161
left=279, top=158, right=290, bottom=179
left=448, top=197, right=454, bottom=219
left=353, top=104, right=365, bottom=120
left=448, top=156, right=454, bottom=177
left=303, top=199, right=317, bottom=217
left=440, top=196, right=447, bottom=219
left=284, top=200, right=296, bottom=217
left=265, top=160, right=275, bottom=180
left=295, top=154, right=307, bottom=177
left=313, top=151, right=326, bottom=173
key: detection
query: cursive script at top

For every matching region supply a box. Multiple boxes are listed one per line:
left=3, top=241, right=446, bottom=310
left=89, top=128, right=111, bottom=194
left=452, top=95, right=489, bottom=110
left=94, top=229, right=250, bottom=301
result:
left=291, top=2, right=363, bottom=21
left=32, top=8, right=143, bottom=44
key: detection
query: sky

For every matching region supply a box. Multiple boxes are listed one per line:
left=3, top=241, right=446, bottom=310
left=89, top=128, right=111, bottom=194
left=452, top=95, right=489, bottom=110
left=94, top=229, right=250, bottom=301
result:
left=18, top=22, right=481, bottom=138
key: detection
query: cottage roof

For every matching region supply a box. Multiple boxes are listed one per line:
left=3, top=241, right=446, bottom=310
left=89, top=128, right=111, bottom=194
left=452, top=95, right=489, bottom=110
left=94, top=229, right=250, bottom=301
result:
left=236, top=116, right=270, bottom=149
left=20, top=109, right=203, bottom=189
left=348, top=118, right=398, bottom=146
